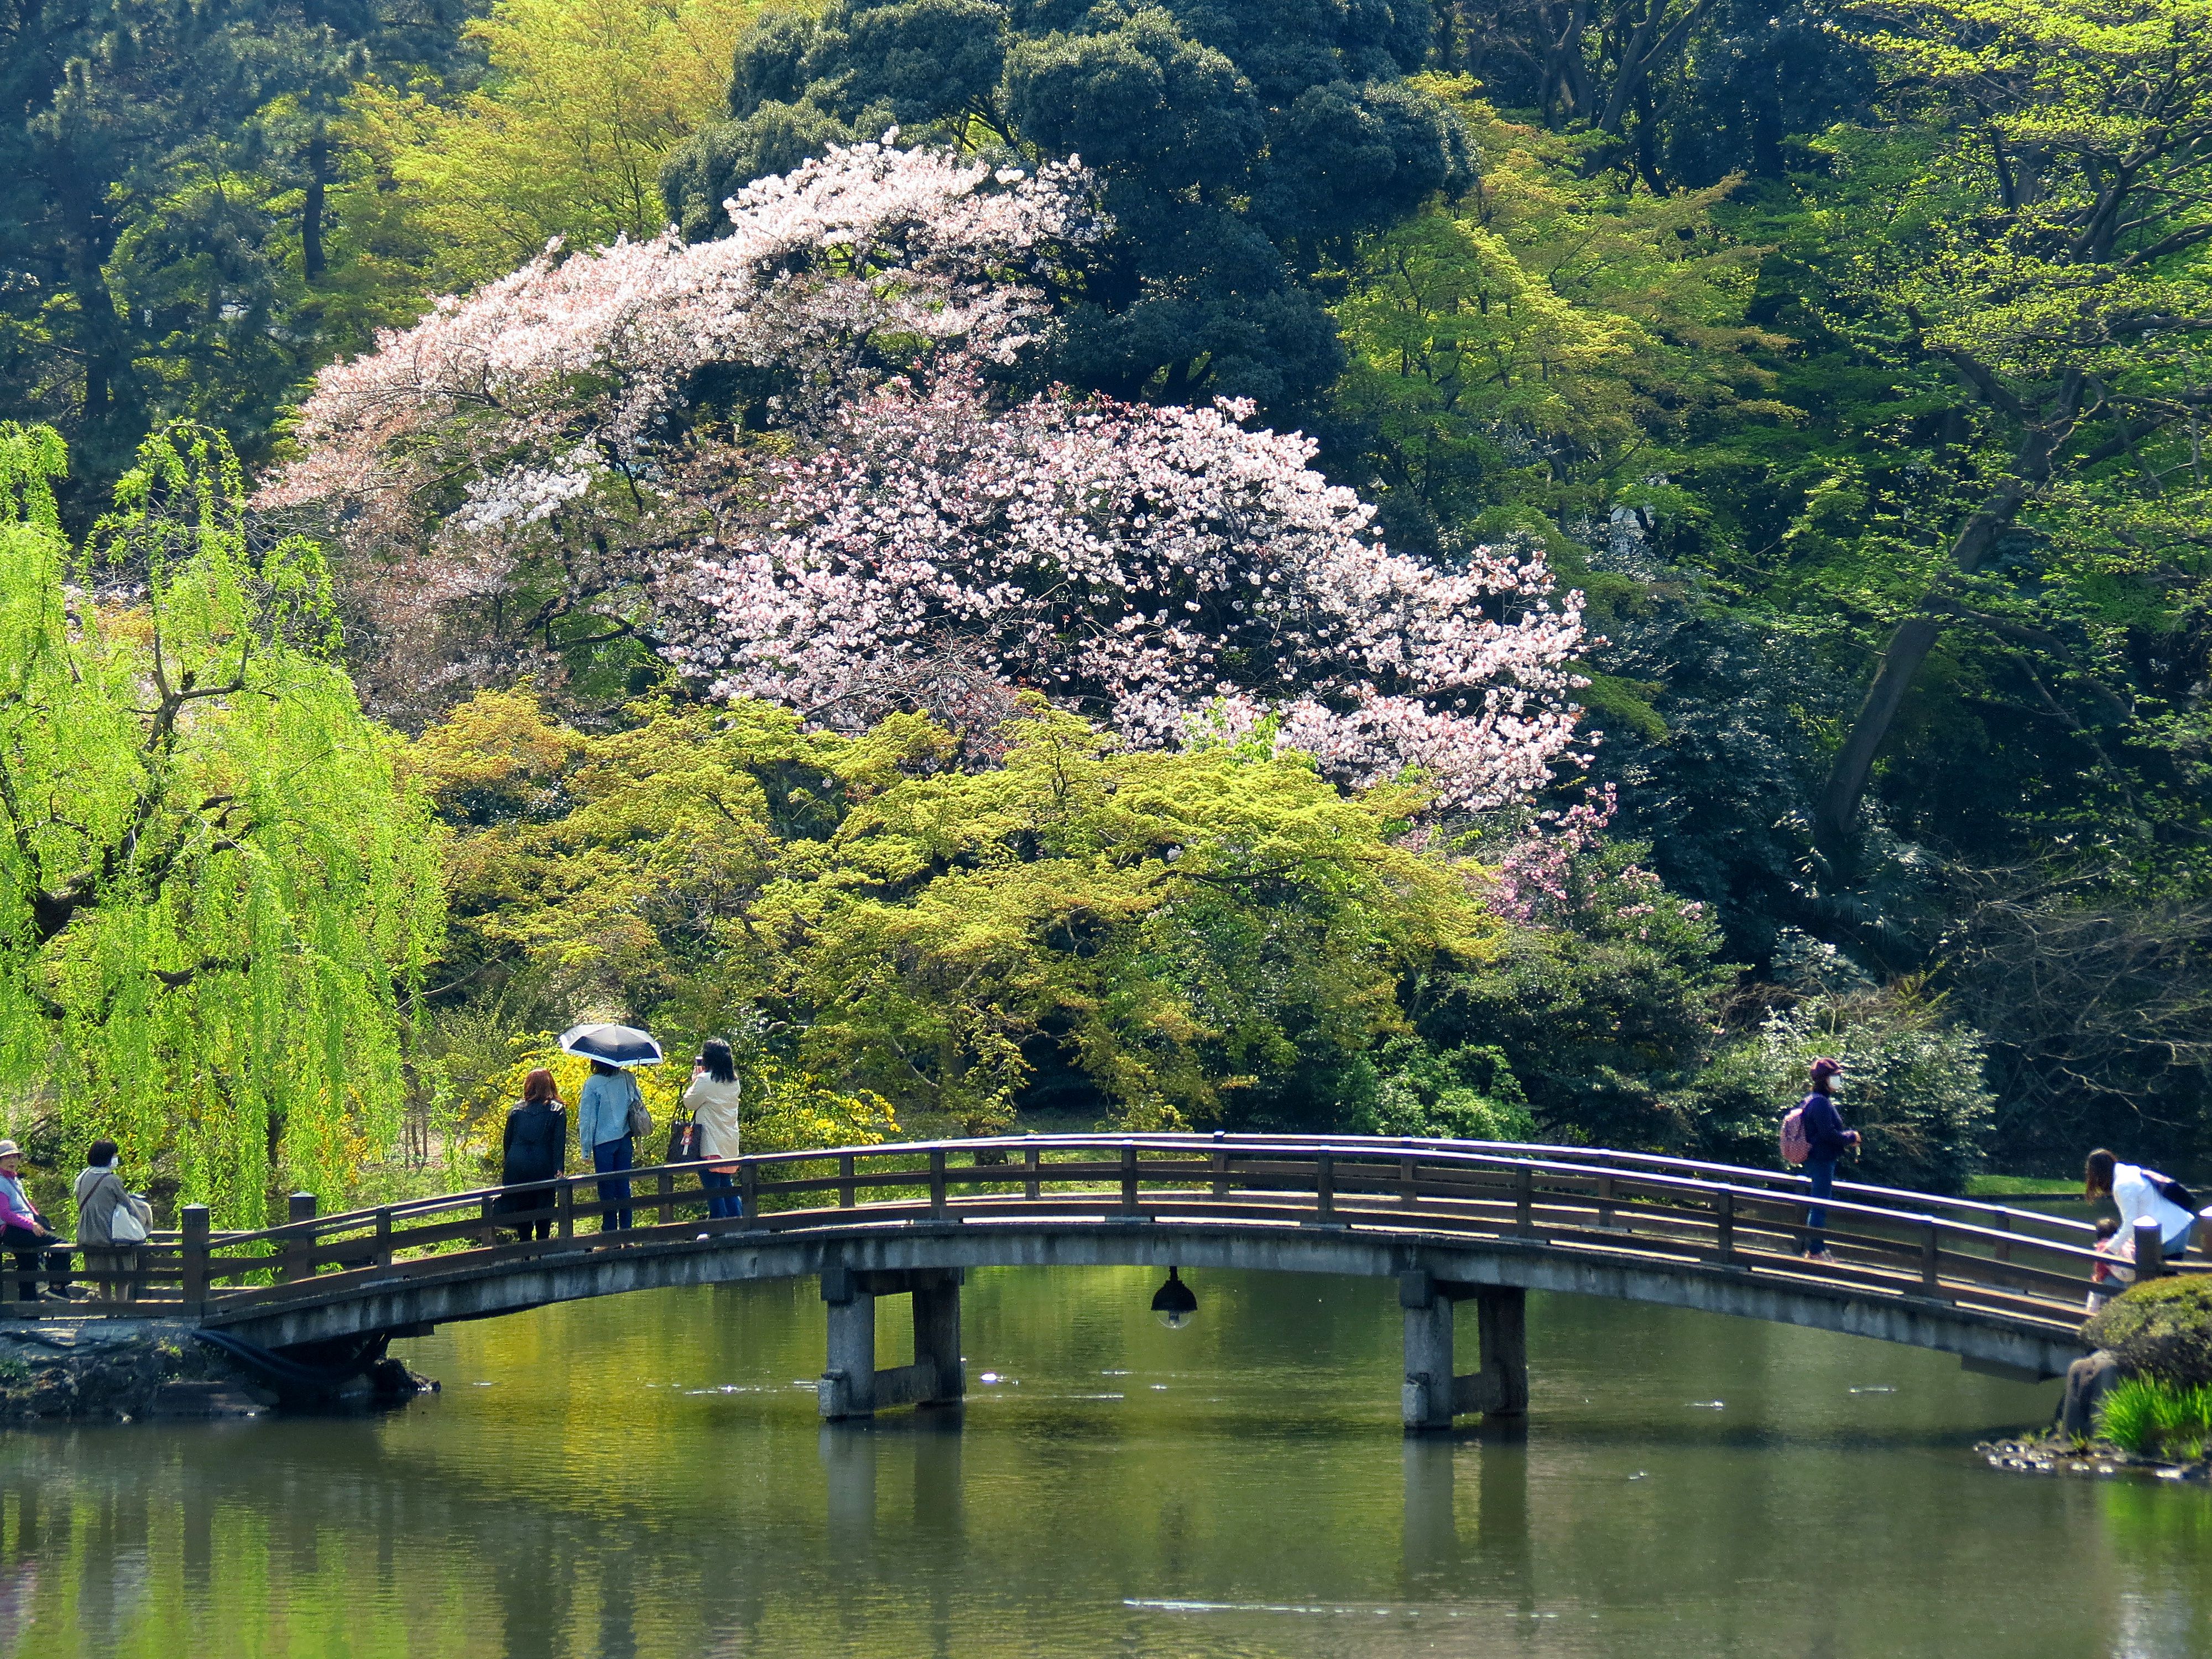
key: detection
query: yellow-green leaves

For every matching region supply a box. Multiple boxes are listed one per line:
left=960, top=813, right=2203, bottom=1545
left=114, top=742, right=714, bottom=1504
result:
left=415, top=694, right=1498, bottom=1138
left=0, top=424, right=445, bottom=1225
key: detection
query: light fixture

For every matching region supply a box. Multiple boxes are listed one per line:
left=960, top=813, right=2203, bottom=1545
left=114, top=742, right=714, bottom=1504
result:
left=1150, top=1266, right=1197, bottom=1329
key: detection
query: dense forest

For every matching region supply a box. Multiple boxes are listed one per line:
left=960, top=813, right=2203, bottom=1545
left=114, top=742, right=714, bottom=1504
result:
left=2, top=0, right=2208, bottom=1220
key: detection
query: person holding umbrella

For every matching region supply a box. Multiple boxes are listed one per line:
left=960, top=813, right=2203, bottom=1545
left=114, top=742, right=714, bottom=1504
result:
left=566, top=1023, right=658, bottom=1233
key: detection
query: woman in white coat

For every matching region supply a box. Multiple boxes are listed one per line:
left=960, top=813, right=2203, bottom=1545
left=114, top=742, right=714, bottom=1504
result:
left=2084, top=1148, right=2198, bottom=1258
left=686, top=1039, right=744, bottom=1221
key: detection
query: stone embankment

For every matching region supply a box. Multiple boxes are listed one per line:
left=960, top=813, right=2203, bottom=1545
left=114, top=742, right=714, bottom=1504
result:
left=0, top=1319, right=434, bottom=1424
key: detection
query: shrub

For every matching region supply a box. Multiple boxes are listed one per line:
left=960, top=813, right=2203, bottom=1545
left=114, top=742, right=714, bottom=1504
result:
left=2083, top=1276, right=2212, bottom=1389
left=2097, top=1375, right=2212, bottom=1460
left=1683, top=985, right=1994, bottom=1192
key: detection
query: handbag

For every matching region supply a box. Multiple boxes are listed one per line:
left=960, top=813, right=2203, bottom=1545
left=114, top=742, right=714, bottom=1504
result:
left=107, top=1177, right=150, bottom=1245
left=624, top=1076, right=654, bottom=1141
left=665, top=1115, right=696, bottom=1164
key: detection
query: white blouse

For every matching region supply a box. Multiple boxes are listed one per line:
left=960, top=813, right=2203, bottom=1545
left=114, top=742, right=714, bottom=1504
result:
left=684, top=1074, right=743, bottom=1161
left=2113, top=1162, right=2197, bottom=1248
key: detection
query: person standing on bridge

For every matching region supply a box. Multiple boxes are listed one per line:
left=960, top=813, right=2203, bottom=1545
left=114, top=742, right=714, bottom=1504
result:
left=499, top=1069, right=568, bottom=1241
left=1799, top=1057, right=1860, bottom=1264
left=578, top=1059, right=641, bottom=1232
left=685, top=1039, right=743, bottom=1223
left=2083, top=1150, right=2197, bottom=1260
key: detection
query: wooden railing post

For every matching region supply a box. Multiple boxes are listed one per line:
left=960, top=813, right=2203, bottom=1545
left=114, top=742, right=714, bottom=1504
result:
left=479, top=1193, right=497, bottom=1249
left=1921, top=1219, right=1943, bottom=1296
left=1025, top=1141, right=1042, bottom=1202
left=2134, top=1217, right=2166, bottom=1282
left=1597, top=1173, right=1618, bottom=1232
left=1120, top=1142, right=1140, bottom=1219
left=556, top=1177, right=575, bottom=1240
left=1514, top=1164, right=1535, bottom=1238
left=656, top=1167, right=674, bottom=1227
left=838, top=1154, right=857, bottom=1209
left=929, top=1148, right=948, bottom=1221
left=375, top=1209, right=394, bottom=1269
left=1991, top=1211, right=2012, bottom=1264
left=181, top=1205, right=210, bottom=1316
left=1399, top=1154, right=1417, bottom=1208
left=740, top=1159, right=760, bottom=1225
left=1311, top=1151, right=1336, bottom=1225
left=285, top=1193, right=317, bottom=1283
left=1715, top=1187, right=1735, bottom=1265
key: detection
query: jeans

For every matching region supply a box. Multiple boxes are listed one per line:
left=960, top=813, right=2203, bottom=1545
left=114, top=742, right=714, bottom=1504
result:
left=1804, top=1158, right=1838, bottom=1254
left=698, top=1166, right=743, bottom=1222
left=592, top=1135, right=634, bottom=1232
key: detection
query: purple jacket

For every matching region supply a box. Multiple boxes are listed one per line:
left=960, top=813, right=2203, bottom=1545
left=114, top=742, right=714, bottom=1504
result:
left=0, top=1171, right=42, bottom=1233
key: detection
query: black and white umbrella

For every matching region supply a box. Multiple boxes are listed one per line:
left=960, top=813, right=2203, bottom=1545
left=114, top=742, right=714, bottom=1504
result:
left=557, top=1022, right=663, bottom=1069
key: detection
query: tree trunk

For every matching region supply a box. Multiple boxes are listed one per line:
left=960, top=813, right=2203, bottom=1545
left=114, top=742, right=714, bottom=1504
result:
left=1811, top=374, right=2085, bottom=860
left=302, top=128, right=329, bottom=280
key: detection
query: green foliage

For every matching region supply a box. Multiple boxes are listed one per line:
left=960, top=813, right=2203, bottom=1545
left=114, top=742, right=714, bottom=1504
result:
left=662, top=0, right=1462, bottom=415
left=357, top=0, right=765, bottom=290
left=0, top=424, right=445, bottom=1225
left=1358, top=1036, right=1535, bottom=1142
left=1413, top=820, right=1736, bottom=1151
left=1685, top=985, right=1994, bottom=1191
left=411, top=690, right=1495, bottom=1138
left=2096, top=1374, right=2212, bottom=1460
left=2084, top=1276, right=2212, bottom=1389
left=1331, top=81, right=1794, bottom=546
left=0, top=0, right=489, bottom=518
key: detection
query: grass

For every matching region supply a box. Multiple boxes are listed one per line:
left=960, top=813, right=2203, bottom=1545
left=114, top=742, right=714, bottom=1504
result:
left=1965, top=1174, right=2081, bottom=1198
left=2098, top=1375, right=2212, bottom=1459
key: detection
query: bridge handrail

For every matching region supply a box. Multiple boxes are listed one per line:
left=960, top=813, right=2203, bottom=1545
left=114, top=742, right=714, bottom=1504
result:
left=162, top=1135, right=2091, bottom=1253
left=168, top=1141, right=2106, bottom=1256
left=21, top=1134, right=2189, bottom=1322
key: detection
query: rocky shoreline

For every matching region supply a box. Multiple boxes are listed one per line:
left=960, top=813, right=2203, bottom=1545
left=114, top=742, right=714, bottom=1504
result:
left=0, top=1319, right=436, bottom=1424
left=1979, top=1433, right=2212, bottom=1484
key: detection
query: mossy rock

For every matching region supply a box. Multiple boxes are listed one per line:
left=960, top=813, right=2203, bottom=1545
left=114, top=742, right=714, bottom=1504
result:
left=2082, top=1276, right=2212, bottom=1386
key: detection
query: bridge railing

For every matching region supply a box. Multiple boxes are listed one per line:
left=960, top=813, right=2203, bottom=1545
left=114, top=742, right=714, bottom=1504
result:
left=5, top=1135, right=2190, bottom=1330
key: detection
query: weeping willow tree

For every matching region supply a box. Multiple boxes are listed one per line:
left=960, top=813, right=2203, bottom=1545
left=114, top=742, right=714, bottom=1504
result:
left=0, top=421, right=445, bottom=1225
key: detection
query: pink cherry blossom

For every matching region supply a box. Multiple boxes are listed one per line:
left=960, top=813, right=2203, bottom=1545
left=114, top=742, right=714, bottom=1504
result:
left=663, top=369, right=1585, bottom=808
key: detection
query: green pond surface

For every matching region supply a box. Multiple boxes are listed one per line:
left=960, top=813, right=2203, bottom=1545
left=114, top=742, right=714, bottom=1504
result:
left=3, top=1266, right=2209, bottom=1658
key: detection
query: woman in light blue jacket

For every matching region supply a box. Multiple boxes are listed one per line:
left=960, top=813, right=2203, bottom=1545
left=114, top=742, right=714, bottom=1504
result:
left=576, top=1061, right=640, bottom=1232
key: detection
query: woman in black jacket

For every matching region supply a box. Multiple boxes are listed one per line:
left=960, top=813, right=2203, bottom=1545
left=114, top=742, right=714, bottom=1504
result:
left=499, top=1068, right=568, bottom=1241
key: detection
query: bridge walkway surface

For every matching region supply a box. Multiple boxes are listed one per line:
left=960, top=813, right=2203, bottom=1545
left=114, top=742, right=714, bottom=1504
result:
left=12, top=1135, right=2187, bottom=1428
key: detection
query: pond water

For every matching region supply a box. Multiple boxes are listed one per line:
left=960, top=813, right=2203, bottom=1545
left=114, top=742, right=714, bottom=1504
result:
left=2, top=1266, right=2208, bottom=1658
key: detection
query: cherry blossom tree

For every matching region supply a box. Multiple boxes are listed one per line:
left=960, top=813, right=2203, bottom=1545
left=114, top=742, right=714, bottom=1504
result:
left=268, top=137, right=1583, bottom=805
left=665, top=370, right=1585, bottom=808
left=260, top=140, right=1102, bottom=716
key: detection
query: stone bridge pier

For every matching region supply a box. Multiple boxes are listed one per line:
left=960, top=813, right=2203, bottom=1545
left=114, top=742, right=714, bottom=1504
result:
left=1400, top=1269, right=1528, bottom=1431
left=817, top=1265, right=966, bottom=1420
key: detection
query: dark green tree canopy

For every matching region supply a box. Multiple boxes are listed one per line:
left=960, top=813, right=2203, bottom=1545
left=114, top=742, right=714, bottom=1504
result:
left=662, top=0, right=1468, bottom=416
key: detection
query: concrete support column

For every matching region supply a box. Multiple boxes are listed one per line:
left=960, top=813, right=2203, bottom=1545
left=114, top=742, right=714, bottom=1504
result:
left=1401, top=1272, right=1530, bottom=1429
left=820, top=1264, right=963, bottom=1418
left=1401, top=1272, right=1455, bottom=1431
left=1469, top=1287, right=1528, bottom=1418
left=820, top=1273, right=877, bottom=1419
left=913, top=1275, right=963, bottom=1406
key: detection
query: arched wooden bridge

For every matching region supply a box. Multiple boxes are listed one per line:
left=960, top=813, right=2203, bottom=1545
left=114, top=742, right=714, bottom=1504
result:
left=27, top=1135, right=2180, bottom=1426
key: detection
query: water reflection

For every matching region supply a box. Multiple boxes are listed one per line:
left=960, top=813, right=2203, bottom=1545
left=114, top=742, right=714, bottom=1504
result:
left=0, top=1267, right=2205, bottom=1656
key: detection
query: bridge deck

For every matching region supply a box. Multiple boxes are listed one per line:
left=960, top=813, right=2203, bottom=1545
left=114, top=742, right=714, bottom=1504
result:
left=15, top=1136, right=2176, bottom=1376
